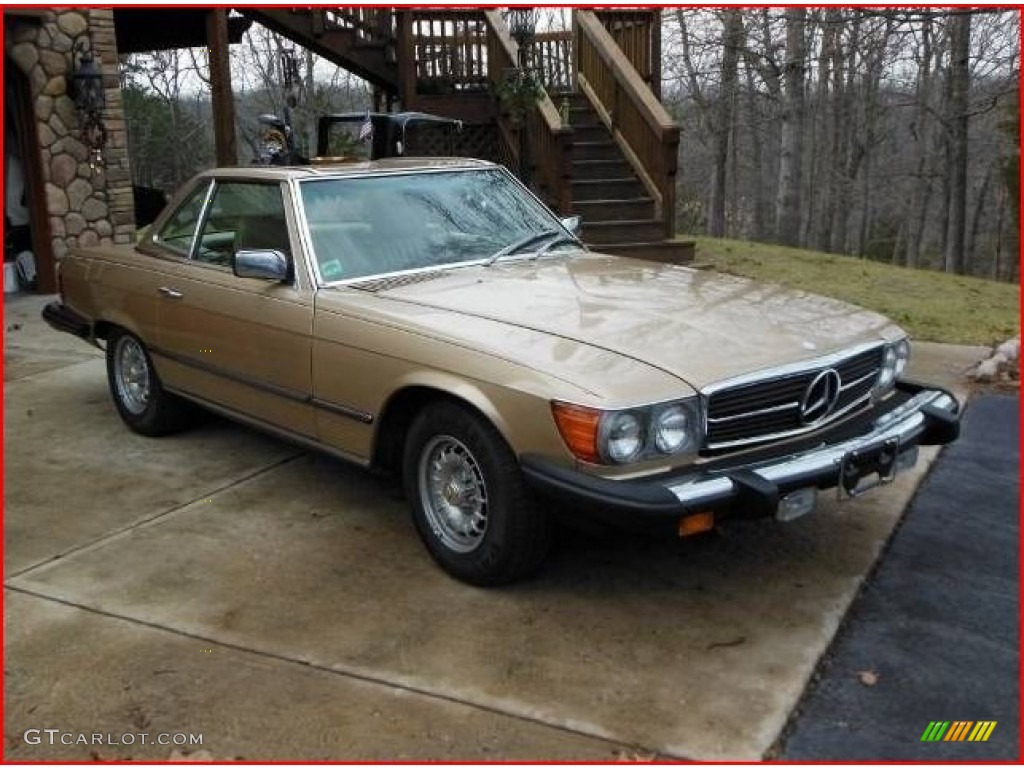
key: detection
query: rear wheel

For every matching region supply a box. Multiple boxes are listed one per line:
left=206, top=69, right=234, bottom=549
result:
left=403, top=401, right=552, bottom=586
left=106, top=329, right=191, bottom=436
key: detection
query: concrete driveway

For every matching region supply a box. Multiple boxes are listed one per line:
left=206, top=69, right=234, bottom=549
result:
left=3, top=294, right=988, bottom=761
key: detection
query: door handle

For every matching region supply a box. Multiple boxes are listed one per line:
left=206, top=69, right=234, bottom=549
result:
left=158, top=286, right=183, bottom=299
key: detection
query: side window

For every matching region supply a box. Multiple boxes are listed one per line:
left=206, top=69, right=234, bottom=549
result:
left=194, top=182, right=291, bottom=269
left=154, top=182, right=210, bottom=256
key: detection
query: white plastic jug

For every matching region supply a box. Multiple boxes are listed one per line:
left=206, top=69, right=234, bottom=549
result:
left=3, top=261, right=18, bottom=294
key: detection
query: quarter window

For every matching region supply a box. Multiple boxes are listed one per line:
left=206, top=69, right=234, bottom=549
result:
left=154, top=182, right=210, bottom=256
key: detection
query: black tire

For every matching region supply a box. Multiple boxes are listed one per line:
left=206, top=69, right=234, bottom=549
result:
left=105, top=328, right=191, bottom=436
left=403, top=401, right=552, bottom=586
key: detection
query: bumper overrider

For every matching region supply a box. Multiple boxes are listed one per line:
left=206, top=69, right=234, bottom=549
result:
left=521, top=382, right=960, bottom=531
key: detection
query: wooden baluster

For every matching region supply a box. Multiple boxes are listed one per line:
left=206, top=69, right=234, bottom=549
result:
left=397, top=10, right=414, bottom=107
left=461, top=18, right=468, bottom=85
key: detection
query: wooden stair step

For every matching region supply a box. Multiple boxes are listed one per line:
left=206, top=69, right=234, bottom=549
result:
left=569, top=123, right=611, bottom=142
left=568, top=105, right=600, bottom=122
left=571, top=158, right=633, bottom=180
left=591, top=240, right=696, bottom=265
left=571, top=177, right=646, bottom=201
left=573, top=141, right=621, bottom=162
left=569, top=92, right=594, bottom=109
left=581, top=219, right=666, bottom=244
left=574, top=197, right=656, bottom=221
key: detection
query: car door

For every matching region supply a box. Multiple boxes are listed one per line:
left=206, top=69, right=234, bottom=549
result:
left=83, top=179, right=212, bottom=354
left=150, top=178, right=316, bottom=438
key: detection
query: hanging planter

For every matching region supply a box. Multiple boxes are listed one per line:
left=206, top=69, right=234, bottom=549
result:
left=495, top=67, right=545, bottom=127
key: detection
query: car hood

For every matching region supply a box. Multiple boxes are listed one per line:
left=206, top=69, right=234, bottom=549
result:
left=366, top=253, right=902, bottom=391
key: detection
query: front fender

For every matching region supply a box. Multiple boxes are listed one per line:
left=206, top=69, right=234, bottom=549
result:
left=373, top=364, right=578, bottom=470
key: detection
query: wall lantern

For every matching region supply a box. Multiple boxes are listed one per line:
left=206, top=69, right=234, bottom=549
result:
left=70, top=40, right=105, bottom=114
left=70, top=40, right=107, bottom=171
left=503, top=7, right=538, bottom=60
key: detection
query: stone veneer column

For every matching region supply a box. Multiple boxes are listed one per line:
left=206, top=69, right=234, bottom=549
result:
left=7, top=7, right=136, bottom=263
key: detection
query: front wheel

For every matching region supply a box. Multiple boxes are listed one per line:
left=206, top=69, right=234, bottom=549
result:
left=106, top=329, right=191, bottom=436
left=403, top=401, right=552, bottom=586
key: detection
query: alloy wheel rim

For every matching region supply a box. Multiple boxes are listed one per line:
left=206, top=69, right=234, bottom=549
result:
left=418, top=435, right=489, bottom=553
left=114, top=336, right=151, bottom=415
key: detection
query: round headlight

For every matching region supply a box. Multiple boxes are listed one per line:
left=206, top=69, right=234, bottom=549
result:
left=894, top=338, right=911, bottom=378
left=601, top=411, right=644, bottom=464
left=654, top=405, right=693, bottom=454
left=877, top=345, right=898, bottom=389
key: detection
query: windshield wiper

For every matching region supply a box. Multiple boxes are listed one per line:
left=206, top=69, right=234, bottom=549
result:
left=484, top=229, right=559, bottom=266
left=535, top=234, right=582, bottom=258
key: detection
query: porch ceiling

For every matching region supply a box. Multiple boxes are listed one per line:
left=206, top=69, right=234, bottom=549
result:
left=113, top=9, right=252, bottom=54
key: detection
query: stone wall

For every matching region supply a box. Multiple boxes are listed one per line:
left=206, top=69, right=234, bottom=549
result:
left=7, top=7, right=135, bottom=262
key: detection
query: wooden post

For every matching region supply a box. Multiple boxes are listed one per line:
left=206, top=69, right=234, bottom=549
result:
left=396, top=10, right=416, bottom=110
left=571, top=9, right=579, bottom=92
left=206, top=8, right=237, bottom=166
left=649, top=10, right=662, bottom=100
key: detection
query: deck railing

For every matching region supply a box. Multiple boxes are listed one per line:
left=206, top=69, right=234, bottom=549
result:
left=409, top=10, right=489, bottom=94
left=484, top=10, right=572, bottom=214
left=575, top=10, right=677, bottom=236
left=527, top=30, right=575, bottom=94
left=320, top=8, right=392, bottom=45
left=593, top=10, right=661, bottom=98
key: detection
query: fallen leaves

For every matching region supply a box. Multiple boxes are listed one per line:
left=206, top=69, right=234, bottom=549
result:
left=856, top=669, right=879, bottom=686
left=614, top=747, right=659, bottom=762
left=706, top=636, right=747, bottom=651
left=168, top=749, right=215, bottom=762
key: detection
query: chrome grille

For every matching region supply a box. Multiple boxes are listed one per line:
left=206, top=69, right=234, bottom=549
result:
left=705, top=346, right=884, bottom=450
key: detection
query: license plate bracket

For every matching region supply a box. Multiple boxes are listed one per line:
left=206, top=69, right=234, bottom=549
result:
left=838, top=437, right=901, bottom=500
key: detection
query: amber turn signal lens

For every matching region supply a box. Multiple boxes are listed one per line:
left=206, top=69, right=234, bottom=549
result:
left=678, top=511, right=714, bottom=537
left=551, top=401, right=601, bottom=463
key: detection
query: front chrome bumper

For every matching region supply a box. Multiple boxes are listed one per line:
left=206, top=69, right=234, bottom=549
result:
left=668, top=389, right=958, bottom=510
left=521, top=384, right=961, bottom=529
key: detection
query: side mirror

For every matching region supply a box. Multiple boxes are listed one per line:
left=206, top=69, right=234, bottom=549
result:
left=561, top=215, right=582, bottom=236
left=233, top=249, right=289, bottom=281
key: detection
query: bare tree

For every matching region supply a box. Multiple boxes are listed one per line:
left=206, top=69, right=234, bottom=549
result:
left=903, top=14, right=939, bottom=268
left=708, top=11, right=742, bottom=237
left=775, top=8, right=806, bottom=245
left=943, top=10, right=971, bottom=274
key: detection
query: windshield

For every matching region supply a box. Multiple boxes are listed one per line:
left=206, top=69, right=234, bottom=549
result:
left=299, top=168, right=574, bottom=283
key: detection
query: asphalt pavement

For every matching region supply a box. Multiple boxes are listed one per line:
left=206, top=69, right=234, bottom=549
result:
left=780, top=394, right=1019, bottom=760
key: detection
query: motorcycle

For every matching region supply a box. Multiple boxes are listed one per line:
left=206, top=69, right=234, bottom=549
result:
left=253, top=110, right=308, bottom=167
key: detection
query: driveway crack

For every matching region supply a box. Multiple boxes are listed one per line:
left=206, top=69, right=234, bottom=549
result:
left=5, top=452, right=305, bottom=581
left=5, top=584, right=653, bottom=759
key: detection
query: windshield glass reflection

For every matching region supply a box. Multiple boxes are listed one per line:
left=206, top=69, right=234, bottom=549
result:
left=300, top=168, right=571, bottom=282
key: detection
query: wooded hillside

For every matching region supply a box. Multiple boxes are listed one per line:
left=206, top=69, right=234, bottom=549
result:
left=664, top=8, right=1019, bottom=281
left=118, top=9, right=1019, bottom=282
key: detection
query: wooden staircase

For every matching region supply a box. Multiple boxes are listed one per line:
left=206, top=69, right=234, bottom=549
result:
left=243, top=9, right=399, bottom=94
left=238, top=8, right=693, bottom=263
left=567, top=93, right=688, bottom=262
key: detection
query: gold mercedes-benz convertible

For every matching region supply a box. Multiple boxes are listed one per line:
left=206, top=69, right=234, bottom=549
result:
left=43, top=158, right=961, bottom=585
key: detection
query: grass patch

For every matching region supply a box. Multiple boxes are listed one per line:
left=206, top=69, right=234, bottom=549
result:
left=686, top=236, right=1019, bottom=346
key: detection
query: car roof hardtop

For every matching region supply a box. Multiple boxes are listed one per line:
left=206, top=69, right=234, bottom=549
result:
left=198, top=157, right=494, bottom=182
